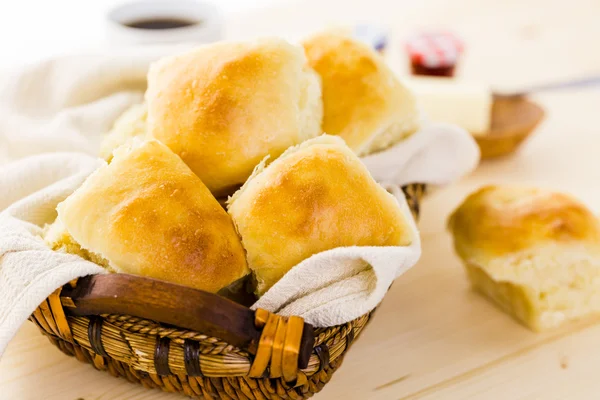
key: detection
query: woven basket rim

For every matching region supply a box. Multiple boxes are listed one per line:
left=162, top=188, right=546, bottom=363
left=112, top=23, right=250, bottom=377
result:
left=30, top=183, right=426, bottom=399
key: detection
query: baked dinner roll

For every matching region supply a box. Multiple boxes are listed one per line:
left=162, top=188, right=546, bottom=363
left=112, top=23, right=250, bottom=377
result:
left=303, top=31, right=419, bottom=156
left=57, top=139, right=249, bottom=293
left=146, top=38, right=323, bottom=196
left=449, top=185, right=600, bottom=331
left=228, top=135, right=414, bottom=296
left=99, top=103, right=147, bottom=161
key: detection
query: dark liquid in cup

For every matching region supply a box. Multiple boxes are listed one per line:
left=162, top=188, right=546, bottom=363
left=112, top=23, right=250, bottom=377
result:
left=125, top=18, right=198, bottom=30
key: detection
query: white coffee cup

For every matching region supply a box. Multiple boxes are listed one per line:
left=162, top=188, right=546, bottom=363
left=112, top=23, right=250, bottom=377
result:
left=106, top=0, right=223, bottom=45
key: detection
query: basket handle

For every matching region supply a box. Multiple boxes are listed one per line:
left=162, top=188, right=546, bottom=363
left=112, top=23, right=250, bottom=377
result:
left=59, top=274, right=314, bottom=370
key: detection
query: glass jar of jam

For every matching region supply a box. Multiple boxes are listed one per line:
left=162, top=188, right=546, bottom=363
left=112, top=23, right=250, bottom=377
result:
left=405, top=31, right=464, bottom=77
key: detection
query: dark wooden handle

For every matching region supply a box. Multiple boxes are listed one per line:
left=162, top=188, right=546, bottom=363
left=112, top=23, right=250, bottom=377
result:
left=60, top=274, right=314, bottom=368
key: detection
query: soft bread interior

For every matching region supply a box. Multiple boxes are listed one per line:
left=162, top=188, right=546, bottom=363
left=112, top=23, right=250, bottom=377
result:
left=43, top=218, right=111, bottom=270
left=298, top=66, right=324, bottom=142
left=468, top=245, right=600, bottom=331
left=99, top=103, right=148, bottom=161
left=361, top=116, right=420, bottom=156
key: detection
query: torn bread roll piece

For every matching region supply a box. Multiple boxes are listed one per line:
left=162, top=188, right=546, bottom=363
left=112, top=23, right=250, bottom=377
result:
left=146, top=38, right=323, bottom=197
left=228, top=135, right=414, bottom=296
left=303, top=31, right=419, bottom=156
left=56, top=139, right=249, bottom=293
left=99, top=103, right=148, bottom=161
left=449, top=185, right=600, bottom=331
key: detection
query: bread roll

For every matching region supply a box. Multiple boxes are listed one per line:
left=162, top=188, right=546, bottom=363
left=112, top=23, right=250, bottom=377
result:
left=228, top=135, right=414, bottom=296
left=303, top=32, right=419, bottom=156
left=449, top=185, right=600, bottom=331
left=57, top=139, right=249, bottom=293
left=44, top=218, right=111, bottom=269
left=99, top=103, right=147, bottom=161
left=146, top=38, right=323, bottom=196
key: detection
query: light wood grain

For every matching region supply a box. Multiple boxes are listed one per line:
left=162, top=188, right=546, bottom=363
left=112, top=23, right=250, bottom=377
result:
left=2, top=0, right=600, bottom=399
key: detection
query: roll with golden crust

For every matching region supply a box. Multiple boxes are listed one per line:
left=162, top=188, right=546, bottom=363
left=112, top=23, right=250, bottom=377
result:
left=228, top=135, right=414, bottom=296
left=56, top=139, right=249, bottom=293
left=449, top=185, right=600, bottom=331
left=146, top=38, right=323, bottom=196
left=303, top=32, right=419, bottom=156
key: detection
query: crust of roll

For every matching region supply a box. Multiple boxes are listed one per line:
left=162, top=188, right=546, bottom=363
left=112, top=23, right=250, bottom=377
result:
left=303, top=31, right=419, bottom=156
left=228, top=135, right=414, bottom=296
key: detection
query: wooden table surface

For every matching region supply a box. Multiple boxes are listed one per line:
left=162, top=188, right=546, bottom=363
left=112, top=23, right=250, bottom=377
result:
left=2, top=0, right=600, bottom=399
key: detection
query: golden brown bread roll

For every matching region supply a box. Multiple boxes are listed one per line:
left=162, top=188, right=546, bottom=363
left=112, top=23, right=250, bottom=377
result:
left=449, top=185, right=600, bottom=331
left=303, top=31, right=419, bottom=156
left=99, top=103, right=148, bottom=161
left=146, top=38, right=323, bottom=196
left=56, top=139, right=249, bottom=293
left=228, top=135, right=414, bottom=296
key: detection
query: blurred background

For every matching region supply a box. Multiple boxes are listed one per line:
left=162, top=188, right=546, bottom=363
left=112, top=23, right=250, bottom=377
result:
left=0, top=0, right=284, bottom=65
left=0, top=0, right=598, bottom=90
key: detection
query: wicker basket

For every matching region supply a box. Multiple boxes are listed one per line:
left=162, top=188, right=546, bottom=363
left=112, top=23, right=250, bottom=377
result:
left=30, top=184, right=425, bottom=399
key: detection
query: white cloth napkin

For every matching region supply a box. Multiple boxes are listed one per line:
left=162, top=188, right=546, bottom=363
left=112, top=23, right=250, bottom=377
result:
left=0, top=48, right=479, bottom=356
left=0, top=154, right=106, bottom=356
left=363, top=122, right=480, bottom=187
